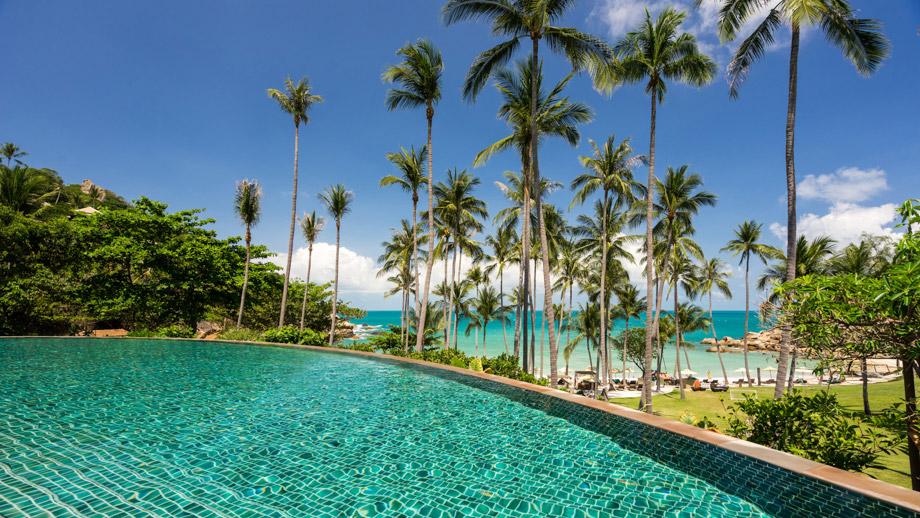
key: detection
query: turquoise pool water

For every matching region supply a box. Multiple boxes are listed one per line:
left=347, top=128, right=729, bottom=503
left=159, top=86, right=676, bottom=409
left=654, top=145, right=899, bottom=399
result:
left=0, top=339, right=908, bottom=517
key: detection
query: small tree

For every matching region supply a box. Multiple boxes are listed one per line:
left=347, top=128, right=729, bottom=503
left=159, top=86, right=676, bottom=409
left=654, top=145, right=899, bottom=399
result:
left=778, top=199, right=920, bottom=490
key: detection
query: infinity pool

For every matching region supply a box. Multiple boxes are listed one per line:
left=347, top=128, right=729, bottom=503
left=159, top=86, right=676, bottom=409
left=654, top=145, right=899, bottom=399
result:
left=0, top=339, right=911, bottom=516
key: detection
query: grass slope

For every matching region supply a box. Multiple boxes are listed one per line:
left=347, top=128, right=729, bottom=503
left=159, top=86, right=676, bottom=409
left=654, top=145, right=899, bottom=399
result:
left=610, top=379, right=912, bottom=488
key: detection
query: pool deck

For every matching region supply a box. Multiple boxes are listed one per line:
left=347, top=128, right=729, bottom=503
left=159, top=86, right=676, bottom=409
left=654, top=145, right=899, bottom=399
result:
left=8, top=336, right=920, bottom=514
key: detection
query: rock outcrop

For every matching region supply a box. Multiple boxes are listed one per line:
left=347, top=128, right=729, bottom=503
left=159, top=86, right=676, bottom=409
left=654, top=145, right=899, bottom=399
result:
left=196, top=321, right=222, bottom=340
left=704, top=328, right=783, bottom=353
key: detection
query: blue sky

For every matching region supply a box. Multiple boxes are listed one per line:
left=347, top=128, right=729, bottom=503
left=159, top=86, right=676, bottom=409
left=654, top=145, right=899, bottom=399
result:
left=3, top=1, right=919, bottom=310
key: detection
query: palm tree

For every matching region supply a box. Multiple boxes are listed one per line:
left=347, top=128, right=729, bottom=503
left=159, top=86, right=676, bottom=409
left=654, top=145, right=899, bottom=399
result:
left=604, top=8, right=715, bottom=411
left=1, top=143, right=27, bottom=166
left=647, top=166, right=715, bottom=390
left=696, top=257, right=732, bottom=385
left=379, top=220, right=417, bottom=350
left=267, top=77, right=323, bottom=327
left=574, top=200, right=635, bottom=385
left=234, top=180, right=262, bottom=328
left=668, top=251, right=701, bottom=400
left=319, top=185, right=353, bottom=345
left=434, top=169, right=487, bottom=349
left=722, top=221, right=781, bottom=387
left=0, top=164, right=60, bottom=214
left=484, top=225, right=516, bottom=353
left=381, top=145, right=428, bottom=316
left=383, top=39, right=443, bottom=353
left=715, top=0, right=889, bottom=399
left=829, top=237, right=892, bottom=276
left=473, top=58, right=591, bottom=382
left=613, top=284, right=645, bottom=390
left=299, top=211, right=326, bottom=330
left=564, top=303, right=601, bottom=378
left=571, top=134, right=643, bottom=388
left=468, top=285, right=504, bottom=357
left=444, top=0, right=611, bottom=388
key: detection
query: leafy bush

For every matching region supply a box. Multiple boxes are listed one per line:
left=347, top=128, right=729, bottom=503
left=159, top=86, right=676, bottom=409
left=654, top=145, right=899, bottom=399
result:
left=261, top=325, right=327, bottom=345
left=219, top=327, right=262, bottom=341
left=299, top=328, right=327, bottom=346
left=368, top=326, right=405, bottom=354
left=481, top=353, right=546, bottom=384
left=261, top=325, right=302, bottom=344
left=127, top=324, right=194, bottom=338
left=468, top=357, right=483, bottom=372
left=726, top=390, right=894, bottom=471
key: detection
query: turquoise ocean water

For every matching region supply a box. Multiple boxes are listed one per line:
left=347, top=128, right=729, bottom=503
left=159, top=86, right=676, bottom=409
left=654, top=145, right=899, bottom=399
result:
left=355, top=310, right=795, bottom=380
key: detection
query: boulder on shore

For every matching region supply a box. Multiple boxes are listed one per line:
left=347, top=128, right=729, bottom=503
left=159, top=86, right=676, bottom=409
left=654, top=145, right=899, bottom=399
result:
left=704, top=328, right=784, bottom=353
left=196, top=321, right=222, bottom=340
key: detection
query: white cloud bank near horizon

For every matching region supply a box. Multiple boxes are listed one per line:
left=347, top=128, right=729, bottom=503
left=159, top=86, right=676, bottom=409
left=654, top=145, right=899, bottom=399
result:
left=769, top=167, right=901, bottom=247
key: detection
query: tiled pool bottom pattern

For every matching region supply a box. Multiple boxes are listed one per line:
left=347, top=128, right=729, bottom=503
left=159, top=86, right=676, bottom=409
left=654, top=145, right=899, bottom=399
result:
left=0, top=340, right=909, bottom=518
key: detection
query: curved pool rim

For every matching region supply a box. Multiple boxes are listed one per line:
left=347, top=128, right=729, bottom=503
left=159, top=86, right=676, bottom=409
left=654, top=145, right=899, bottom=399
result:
left=4, top=335, right=920, bottom=514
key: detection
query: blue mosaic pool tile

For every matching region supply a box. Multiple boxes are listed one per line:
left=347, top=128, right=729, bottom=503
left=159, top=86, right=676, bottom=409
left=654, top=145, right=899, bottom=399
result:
left=0, top=338, right=916, bottom=517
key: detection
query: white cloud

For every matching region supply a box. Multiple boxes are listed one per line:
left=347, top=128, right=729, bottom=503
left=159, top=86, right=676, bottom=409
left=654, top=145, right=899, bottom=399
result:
left=271, top=242, right=389, bottom=295
left=798, top=167, right=888, bottom=204
left=589, top=0, right=790, bottom=72
left=770, top=202, right=901, bottom=247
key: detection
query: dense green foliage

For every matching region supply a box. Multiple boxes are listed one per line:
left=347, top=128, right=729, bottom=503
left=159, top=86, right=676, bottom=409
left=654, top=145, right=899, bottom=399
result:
left=0, top=161, right=362, bottom=336
left=262, top=325, right=327, bottom=346
left=726, top=391, right=894, bottom=471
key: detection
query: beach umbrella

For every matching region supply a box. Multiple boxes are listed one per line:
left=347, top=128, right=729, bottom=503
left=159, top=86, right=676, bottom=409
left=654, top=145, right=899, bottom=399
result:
left=762, top=366, right=777, bottom=373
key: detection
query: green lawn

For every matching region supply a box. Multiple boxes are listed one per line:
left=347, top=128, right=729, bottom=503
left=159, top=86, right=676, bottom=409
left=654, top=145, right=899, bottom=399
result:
left=609, top=379, right=912, bottom=488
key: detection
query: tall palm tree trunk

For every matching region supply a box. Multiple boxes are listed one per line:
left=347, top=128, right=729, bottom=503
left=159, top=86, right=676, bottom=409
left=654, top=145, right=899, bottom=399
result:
left=453, top=247, right=463, bottom=348
left=642, top=93, right=658, bottom=412
left=743, top=256, right=752, bottom=387
left=530, top=260, right=538, bottom=373
left=446, top=237, right=458, bottom=350
left=530, top=39, right=560, bottom=386
left=622, top=317, right=629, bottom=390
left=674, top=278, right=685, bottom=400
left=513, top=263, right=522, bottom=359
left=299, top=242, right=315, bottom=330
left=236, top=225, right=252, bottom=327
left=775, top=25, right=800, bottom=399
left=599, top=193, right=609, bottom=387
left=443, top=246, right=450, bottom=347
left=709, top=290, right=728, bottom=385
left=412, top=195, right=420, bottom=313
left=279, top=124, right=300, bottom=327
left=500, top=270, right=509, bottom=354
left=415, top=107, right=436, bottom=352
left=567, top=287, right=575, bottom=369
left=521, top=174, right=531, bottom=372
left=328, top=222, right=341, bottom=345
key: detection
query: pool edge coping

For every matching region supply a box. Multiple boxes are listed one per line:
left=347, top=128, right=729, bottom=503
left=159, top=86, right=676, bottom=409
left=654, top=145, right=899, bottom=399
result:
left=4, top=335, right=919, bottom=513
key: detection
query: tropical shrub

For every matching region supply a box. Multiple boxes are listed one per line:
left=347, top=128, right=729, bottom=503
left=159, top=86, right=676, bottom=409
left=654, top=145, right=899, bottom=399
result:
left=468, top=357, right=483, bottom=372
left=726, top=390, right=894, bottom=471
left=298, top=328, right=327, bottom=346
left=126, top=324, right=194, bottom=338
left=368, top=326, right=407, bottom=354
left=261, top=325, right=302, bottom=344
left=218, top=327, right=262, bottom=341
left=261, top=326, right=327, bottom=345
